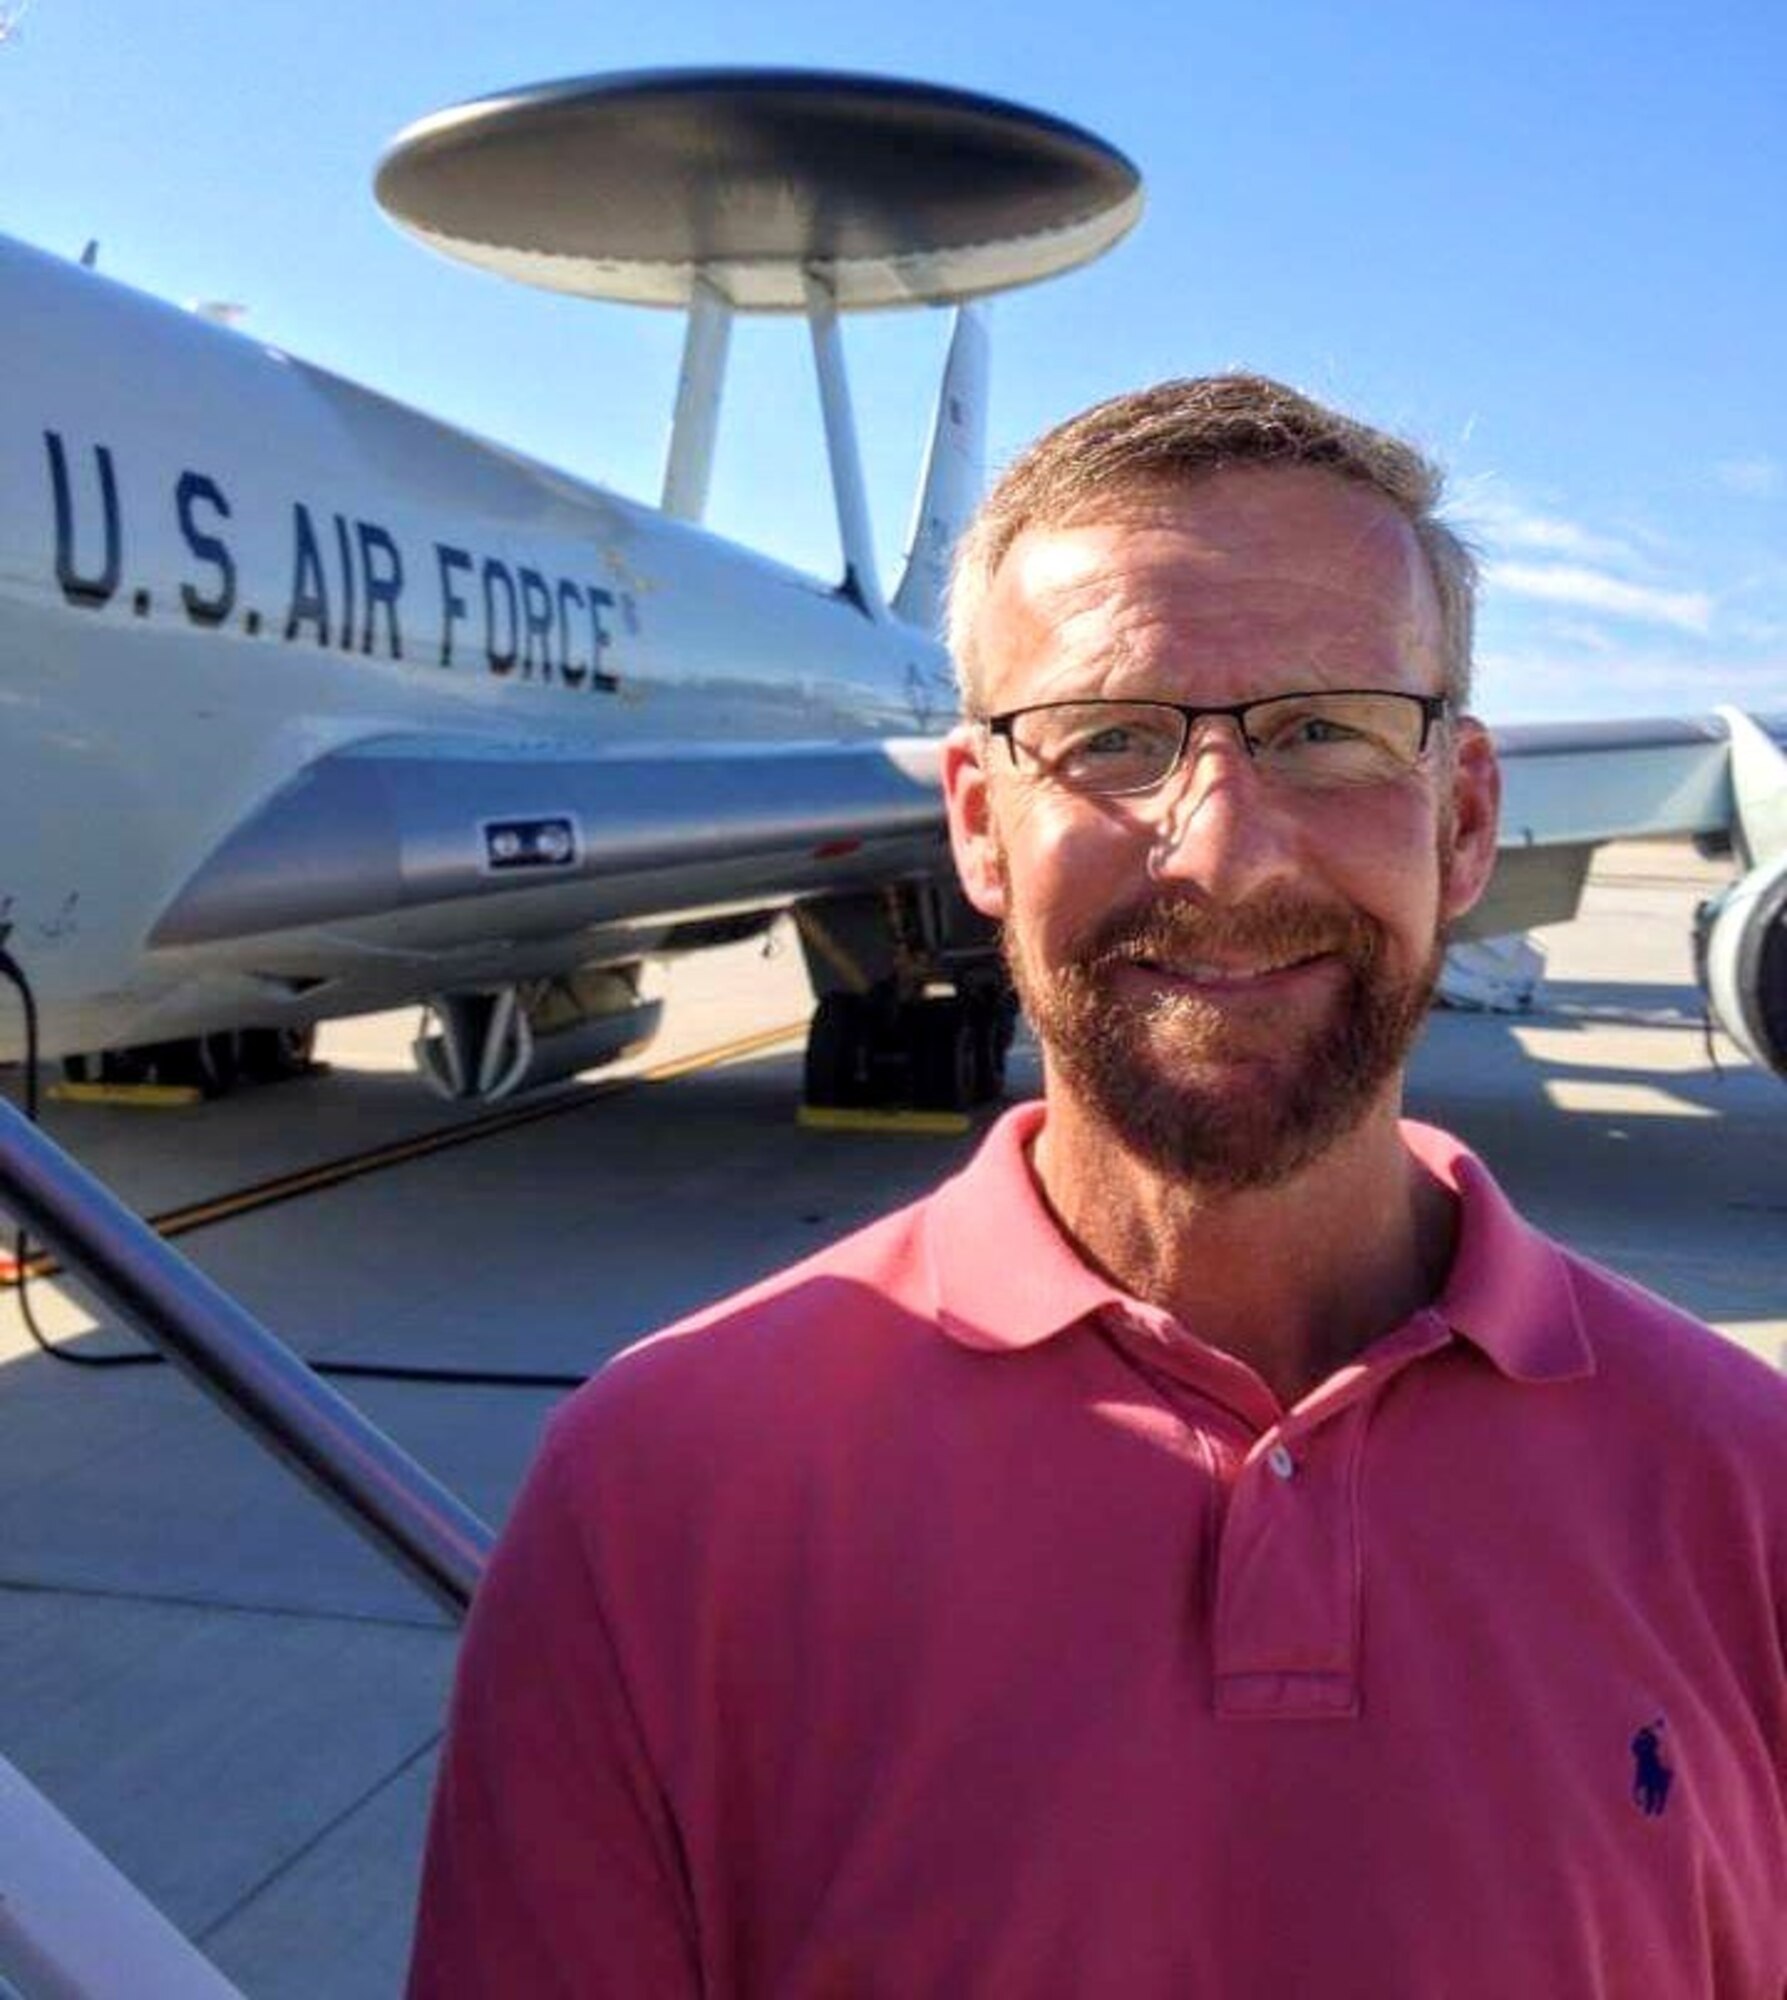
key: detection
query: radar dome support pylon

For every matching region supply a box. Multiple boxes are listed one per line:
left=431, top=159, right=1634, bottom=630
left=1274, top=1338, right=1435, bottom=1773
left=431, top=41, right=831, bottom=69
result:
left=375, top=67, right=1142, bottom=605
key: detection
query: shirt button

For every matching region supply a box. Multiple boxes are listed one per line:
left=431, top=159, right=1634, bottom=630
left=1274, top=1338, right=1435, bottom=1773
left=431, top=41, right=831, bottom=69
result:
left=1267, top=1443, right=1296, bottom=1480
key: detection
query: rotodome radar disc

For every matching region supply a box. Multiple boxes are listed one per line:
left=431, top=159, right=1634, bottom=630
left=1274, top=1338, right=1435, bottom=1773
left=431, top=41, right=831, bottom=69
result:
left=375, top=69, right=1143, bottom=312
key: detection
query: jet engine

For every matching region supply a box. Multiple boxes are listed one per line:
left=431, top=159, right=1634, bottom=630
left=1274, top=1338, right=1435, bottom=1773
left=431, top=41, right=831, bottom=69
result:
left=1696, top=849, right=1787, bottom=1080
left=413, top=967, right=662, bottom=1103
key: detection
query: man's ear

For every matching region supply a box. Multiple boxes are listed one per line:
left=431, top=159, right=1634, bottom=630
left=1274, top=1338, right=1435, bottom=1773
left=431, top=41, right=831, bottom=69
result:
left=1440, top=716, right=1502, bottom=925
left=942, top=722, right=1007, bottom=920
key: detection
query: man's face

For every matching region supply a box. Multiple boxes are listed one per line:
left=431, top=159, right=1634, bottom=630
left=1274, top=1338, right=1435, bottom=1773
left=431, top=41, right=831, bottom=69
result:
left=943, top=466, right=1500, bottom=1192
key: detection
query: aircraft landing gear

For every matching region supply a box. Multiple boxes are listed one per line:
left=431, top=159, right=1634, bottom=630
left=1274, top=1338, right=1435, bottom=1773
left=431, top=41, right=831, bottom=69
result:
left=60, top=1026, right=319, bottom=1099
left=803, top=987, right=1015, bottom=1113
left=796, top=885, right=1018, bottom=1116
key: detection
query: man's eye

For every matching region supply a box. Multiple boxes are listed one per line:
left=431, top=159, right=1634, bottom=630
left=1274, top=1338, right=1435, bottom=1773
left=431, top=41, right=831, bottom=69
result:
left=1013, top=707, right=1182, bottom=787
left=1284, top=714, right=1363, bottom=746
left=1073, top=726, right=1141, bottom=757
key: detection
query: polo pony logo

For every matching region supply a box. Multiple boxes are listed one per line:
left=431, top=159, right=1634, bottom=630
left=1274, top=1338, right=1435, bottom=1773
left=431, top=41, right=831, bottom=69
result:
left=1630, top=1718, right=1673, bottom=1817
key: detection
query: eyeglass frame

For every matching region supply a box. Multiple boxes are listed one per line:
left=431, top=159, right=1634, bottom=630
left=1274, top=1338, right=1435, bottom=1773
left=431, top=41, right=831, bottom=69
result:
left=979, top=689, right=1453, bottom=797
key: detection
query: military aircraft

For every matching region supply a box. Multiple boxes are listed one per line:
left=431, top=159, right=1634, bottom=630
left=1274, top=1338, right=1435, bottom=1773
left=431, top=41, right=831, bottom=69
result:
left=1, top=69, right=1783, bottom=1114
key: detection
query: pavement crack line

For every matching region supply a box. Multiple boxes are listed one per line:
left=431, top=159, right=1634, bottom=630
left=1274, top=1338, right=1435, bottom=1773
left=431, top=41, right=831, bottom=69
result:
left=194, top=1729, right=447, bottom=1948
left=0, top=1575, right=453, bottom=1633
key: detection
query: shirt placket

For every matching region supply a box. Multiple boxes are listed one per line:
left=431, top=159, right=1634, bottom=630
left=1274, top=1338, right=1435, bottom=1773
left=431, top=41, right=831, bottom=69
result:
left=1210, top=1323, right=1454, bottom=1720
left=1212, top=1402, right=1371, bottom=1718
left=1096, top=1304, right=1457, bottom=1720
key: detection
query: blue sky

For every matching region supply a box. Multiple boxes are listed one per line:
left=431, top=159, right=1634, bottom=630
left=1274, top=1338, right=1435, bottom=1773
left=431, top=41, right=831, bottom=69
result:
left=3, top=0, right=1782, bottom=720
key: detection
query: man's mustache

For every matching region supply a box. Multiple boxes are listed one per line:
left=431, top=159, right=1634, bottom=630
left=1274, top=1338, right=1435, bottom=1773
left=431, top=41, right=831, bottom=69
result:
left=1074, top=889, right=1382, bottom=973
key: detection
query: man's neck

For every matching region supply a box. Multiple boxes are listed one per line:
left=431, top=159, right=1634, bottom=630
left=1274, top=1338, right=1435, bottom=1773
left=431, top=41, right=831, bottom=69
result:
left=1030, top=1089, right=1458, bottom=1410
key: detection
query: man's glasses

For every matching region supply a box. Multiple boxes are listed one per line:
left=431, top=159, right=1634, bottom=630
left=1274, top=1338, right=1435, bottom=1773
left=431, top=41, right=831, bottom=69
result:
left=983, top=690, right=1450, bottom=798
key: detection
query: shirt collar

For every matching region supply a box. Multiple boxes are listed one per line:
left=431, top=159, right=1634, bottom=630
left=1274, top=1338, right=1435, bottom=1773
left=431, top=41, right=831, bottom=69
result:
left=925, top=1102, right=1124, bottom=1352
left=925, top=1103, right=1594, bottom=1386
left=1402, top=1120, right=1594, bottom=1384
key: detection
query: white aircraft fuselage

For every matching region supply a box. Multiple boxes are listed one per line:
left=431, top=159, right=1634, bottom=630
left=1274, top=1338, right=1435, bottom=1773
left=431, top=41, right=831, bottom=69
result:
left=2, top=232, right=955, bottom=1066
left=4, top=214, right=1784, bottom=1101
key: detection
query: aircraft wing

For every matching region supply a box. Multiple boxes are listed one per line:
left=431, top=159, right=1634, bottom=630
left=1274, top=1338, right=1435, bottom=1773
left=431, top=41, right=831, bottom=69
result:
left=152, top=711, right=1786, bottom=960
left=1453, top=712, right=1786, bottom=939
left=148, top=731, right=953, bottom=966
left=140, top=707, right=1787, bottom=1094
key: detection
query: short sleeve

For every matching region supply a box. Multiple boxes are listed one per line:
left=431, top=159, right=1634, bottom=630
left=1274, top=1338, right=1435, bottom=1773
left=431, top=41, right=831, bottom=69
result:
left=406, top=1425, right=701, bottom=1998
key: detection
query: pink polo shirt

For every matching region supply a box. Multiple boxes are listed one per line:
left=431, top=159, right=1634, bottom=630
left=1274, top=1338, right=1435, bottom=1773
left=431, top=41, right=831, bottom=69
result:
left=410, top=1107, right=1787, bottom=1998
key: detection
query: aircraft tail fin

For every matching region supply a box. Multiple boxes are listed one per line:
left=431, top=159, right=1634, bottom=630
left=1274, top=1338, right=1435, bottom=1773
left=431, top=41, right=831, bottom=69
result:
left=890, top=306, right=987, bottom=638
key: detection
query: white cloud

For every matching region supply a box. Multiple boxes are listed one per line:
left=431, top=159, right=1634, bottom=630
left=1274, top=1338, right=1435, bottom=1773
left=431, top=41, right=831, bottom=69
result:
left=1456, top=492, right=1638, bottom=567
left=1484, top=561, right=1714, bottom=635
left=1474, top=641, right=1787, bottom=722
left=1713, top=457, right=1784, bottom=500
left=1542, top=619, right=1623, bottom=657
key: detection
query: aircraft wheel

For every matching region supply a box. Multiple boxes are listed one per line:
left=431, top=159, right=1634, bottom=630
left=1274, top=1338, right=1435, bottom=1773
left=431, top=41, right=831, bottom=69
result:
left=195, top=1031, right=243, bottom=1096
left=67, top=1047, right=154, bottom=1087
left=913, top=997, right=977, bottom=1111
left=805, top=993, right=870, bottom=1107
left=148, top=1033, right=242, bottom=1097
left=239, top=1025, right=318, bottom=1084
left=961, top=993, right=1006, bottom=1104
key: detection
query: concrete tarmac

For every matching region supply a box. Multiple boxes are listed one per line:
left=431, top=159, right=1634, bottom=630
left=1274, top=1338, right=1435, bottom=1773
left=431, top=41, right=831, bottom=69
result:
left=0, top=839, right=1780, bottom=1994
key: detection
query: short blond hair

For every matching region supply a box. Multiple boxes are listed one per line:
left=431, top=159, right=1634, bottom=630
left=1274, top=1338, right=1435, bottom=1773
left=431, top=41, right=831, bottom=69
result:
left=948, top=373, right=1475, bottom=711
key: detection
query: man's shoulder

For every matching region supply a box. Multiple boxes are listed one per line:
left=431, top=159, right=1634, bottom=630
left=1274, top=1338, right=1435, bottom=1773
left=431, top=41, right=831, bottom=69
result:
left=550, top=1188, right=947, bottom=1462
left=637, top=1190, right=938, bottom=1355
left=550, top=1101, right=1061, bottom=1460
left=1410, top=1117, right=1787, bottom=1445
left=1559, top=1238, right=1787, bottom=1445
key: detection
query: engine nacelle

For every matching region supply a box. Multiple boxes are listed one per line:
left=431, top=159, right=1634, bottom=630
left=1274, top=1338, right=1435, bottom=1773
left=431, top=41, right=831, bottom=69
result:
left=413, top=968, right=663, bottom=1103
left=1696, top=849, right=1787, bottom=1080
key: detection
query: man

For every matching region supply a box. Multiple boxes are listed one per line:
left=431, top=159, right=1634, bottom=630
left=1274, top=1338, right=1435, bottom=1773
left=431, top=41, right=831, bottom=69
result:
left=409, top=377, right=1787, bottom=1997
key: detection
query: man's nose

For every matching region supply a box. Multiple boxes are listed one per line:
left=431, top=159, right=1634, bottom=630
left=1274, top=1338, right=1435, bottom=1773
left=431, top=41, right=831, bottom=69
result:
left=1139, top=720, right=1305, bottom=899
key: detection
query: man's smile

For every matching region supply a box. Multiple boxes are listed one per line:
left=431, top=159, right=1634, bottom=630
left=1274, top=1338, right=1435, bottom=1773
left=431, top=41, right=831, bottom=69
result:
left=1121, top=947, right=1335, bottom=989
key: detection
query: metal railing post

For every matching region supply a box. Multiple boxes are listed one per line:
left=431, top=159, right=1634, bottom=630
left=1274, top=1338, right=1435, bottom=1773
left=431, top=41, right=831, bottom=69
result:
left=0, top=1095, right=491, bottom=1616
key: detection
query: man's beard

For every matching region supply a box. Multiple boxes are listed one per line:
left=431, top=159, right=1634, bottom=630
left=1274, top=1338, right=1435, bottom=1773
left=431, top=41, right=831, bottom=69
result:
left=1002, top=878, right=1444, bottom=1194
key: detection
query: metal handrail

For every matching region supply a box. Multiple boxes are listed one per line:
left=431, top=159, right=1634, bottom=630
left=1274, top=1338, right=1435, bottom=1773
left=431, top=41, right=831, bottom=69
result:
left=0, top=1094, right=491, bottom=1615
left=1, top=1748, right=245, bottom=1998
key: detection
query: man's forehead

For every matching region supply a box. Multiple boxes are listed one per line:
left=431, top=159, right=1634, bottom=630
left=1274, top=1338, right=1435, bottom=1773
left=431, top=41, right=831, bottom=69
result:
left=996, top=467, right=1427, bottom=600
left=974, top=466, right=1442, bottom=698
